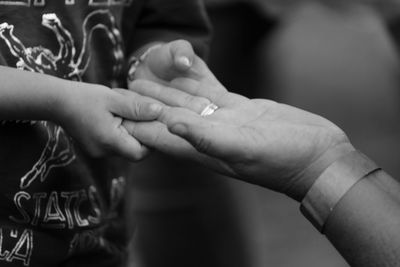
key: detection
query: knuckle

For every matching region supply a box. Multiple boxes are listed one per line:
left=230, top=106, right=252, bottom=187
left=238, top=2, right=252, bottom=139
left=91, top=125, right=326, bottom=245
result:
left=157, top=107, right=170, bottom=123
left=133, top=102, right=143, bottom=118
left=182, top=94, right=195, bottom=107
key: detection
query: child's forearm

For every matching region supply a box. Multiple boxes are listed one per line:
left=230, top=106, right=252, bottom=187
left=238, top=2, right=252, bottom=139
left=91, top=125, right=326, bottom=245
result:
left=0, top=66, right=91, bottom=123
left=0, top=65, right=159, bottom=161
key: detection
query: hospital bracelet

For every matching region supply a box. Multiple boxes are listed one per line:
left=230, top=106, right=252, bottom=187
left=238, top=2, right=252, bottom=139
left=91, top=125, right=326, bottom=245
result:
left=300, top=150, right=381, bottom=232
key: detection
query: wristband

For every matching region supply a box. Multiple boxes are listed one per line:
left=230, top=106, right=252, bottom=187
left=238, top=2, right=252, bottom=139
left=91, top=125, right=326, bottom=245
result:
left=127, top=44, right=163, bottom=81
left=300, top=150, right=380, bottom=232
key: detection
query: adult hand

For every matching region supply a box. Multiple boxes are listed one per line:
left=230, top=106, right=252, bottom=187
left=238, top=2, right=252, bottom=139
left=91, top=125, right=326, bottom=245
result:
left=127, top=58, right=353, bottom=200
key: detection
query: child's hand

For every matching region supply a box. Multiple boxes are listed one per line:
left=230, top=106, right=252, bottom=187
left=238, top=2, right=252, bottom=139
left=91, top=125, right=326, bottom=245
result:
left=57, top=82, right=162, bottom=161
left=127, top=40, right=196, bottom=84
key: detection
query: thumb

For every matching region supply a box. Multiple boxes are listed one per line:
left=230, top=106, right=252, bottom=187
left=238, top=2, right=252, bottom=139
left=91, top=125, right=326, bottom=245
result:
left=159, top=107, right=243, bottom=159
left=145, top=40, right=195, bottom=80
left=169, top=122, right=215, bottom=155
left=168, top=119, right=239, bottom=160
left=169, top=39, right=195, bottom=72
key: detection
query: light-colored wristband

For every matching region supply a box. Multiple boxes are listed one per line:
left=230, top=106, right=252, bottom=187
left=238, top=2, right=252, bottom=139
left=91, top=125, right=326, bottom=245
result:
left=300, top=150, right=381, bottom=232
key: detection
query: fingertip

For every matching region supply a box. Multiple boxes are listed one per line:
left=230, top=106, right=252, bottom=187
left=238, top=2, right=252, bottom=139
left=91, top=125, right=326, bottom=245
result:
left=134, top=145, right=151, bottom=161
left=170, top=40, right=195, bottom=71
left=148, top=103, right=163, bottom=115
left=169, top=123, right=188, bottom=137
left=127, top=139, right=151, bottom=162
left=135, top=102, right=163, bottom=121
left=175, top=56, right=192, bottom=70
left=127, top=146, right=150, bottom=162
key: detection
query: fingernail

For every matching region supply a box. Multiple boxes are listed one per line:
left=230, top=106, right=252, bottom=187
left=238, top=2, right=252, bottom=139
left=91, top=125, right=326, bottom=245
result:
left=149, top=103, right=162, bottom=114
left=177, top=56, right=191, bottom=68
left=170, top=123, right=187, bottom=136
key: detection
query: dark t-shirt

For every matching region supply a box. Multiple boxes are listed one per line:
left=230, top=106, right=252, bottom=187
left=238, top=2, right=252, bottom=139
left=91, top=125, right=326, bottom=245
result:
left=0, top=1, right=210, bottom=266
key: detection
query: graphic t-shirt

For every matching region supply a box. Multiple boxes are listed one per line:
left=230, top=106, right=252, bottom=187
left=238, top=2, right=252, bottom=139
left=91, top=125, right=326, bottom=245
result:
left=0, top=1, right=210, bottom=266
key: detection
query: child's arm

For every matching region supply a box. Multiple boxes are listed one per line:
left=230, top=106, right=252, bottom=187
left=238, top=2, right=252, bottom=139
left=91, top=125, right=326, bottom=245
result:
left=0, top=66, right=161, bottom=161
left=0, top=66, right=71, bottom=122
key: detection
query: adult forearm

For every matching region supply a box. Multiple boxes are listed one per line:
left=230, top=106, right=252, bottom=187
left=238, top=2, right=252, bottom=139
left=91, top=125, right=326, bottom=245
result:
left=323, top=170, right=400, bottom=266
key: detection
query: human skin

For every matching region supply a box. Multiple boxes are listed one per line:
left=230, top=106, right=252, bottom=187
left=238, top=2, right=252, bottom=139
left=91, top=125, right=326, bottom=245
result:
left=0, top=40, right=198, bottom=161
left=126, top=55, right=351, bottom=200
left=126, top=55, right=400, bottom=267
left=0, top=65, right=164, bottom=161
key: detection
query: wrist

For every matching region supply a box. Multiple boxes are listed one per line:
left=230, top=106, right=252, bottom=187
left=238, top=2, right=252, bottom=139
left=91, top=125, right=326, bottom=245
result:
left=50, top=79, right=77, bottom=126
left=286, top=141, right=356, bottom=202
left=54, top=81, right=107, bottom=128
left=300, top=150, right=381, bottom=232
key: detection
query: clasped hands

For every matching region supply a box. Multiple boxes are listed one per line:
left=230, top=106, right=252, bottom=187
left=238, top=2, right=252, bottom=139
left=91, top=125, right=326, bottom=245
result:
left=85, top=39, right=352, bottom=201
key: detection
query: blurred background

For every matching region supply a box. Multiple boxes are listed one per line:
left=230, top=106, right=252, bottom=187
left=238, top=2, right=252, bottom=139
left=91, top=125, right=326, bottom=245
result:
left=129, top=0, right=400, bottom=266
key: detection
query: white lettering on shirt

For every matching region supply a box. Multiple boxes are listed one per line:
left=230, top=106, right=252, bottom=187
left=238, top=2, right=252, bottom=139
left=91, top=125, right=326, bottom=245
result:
left=9, top=188, right=103, bottom=229
left=0, top=228, right=33, bottom=266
